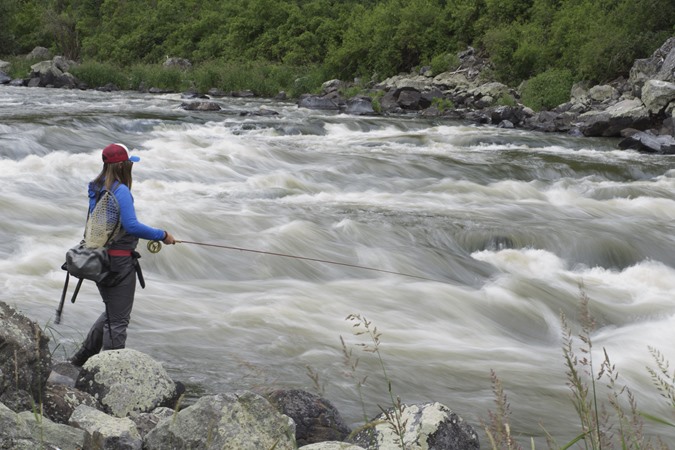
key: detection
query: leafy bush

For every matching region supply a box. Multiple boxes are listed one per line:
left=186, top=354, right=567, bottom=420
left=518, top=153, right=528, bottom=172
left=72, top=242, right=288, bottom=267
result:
left=128, top=64, right=189, bottom=92
left=69, top=61, right=130, bottom=89
left=430, top=53, right=460, bottom=76
left=4, top=0, right=672, bottom=94
left=520, top=68, right=574, bottom=112
left=4, top=57, right=34, bottom=79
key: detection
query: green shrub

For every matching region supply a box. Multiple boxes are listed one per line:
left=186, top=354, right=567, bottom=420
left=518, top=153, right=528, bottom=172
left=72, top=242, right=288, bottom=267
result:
left=191, top=61, right=323, bottom=98
left=5, top=56, right=34, bottom=79
left=430, top=52, right=460, bottom=76
left=69, top=61, right=129, bottom=89
left=520, top=68, right=574, bottom=111
left=431, top=97, right=455, bottom=112
left=128, top=64, right=189, bottom=92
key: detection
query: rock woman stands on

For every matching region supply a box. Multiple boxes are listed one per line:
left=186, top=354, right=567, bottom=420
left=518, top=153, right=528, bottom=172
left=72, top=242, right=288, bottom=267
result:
left=70, top=143, right=175, bottom=367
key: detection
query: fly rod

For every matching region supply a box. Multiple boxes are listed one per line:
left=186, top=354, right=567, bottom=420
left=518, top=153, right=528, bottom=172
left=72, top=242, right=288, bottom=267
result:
left=147, top=239, right=444, bottom=283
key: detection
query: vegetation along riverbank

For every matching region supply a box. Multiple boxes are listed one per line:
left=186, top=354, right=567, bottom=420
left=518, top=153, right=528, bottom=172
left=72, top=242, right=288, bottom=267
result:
left=1, top=0, right=675, bottom=152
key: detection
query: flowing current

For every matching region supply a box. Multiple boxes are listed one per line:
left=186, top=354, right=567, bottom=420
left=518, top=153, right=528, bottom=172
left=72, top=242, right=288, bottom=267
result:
left=1, top=85, right=674, bottom=445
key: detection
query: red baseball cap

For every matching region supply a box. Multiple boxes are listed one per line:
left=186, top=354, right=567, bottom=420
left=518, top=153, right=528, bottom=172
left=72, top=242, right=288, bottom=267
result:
left=102, top=143, right=141, bottom=164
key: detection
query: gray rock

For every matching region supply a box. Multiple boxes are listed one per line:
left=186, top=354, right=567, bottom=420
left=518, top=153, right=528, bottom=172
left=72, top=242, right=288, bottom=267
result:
left=655, top=37, right=675, bottom=83
left=577, top=98, right=651, bottom=137
left=397, top=87, right=424, bottom=109
left=128, top=406, right=174, bottom=438
left=432, top=71, right=472, bottom=90
left=144, top=391, right=297, bottom=450
left=618, top=129, right=675, bottom=154
left=629, top=37, right=675, bottom=96
left=231, top=89, right=255, bottom=97
left=0, top=301, right=51, bottom=408
left=0, top=401, right=85, bottom=450
left=53, top=55, right=76, bottom=73
left=322, top=79, right=343, bottom=94
left=343, top=96, right=376, bottom=115
left=641, top=79, right=675, bottom=114
left=26, top=46, right=51, bottom=60
left=163, top=57, right=192, bottom=70
left=207, top=87, right=227, bottom=97
left=300, top=443, right=366, bottom=450
left=75, top=348, right=182, bottom=417
left=69, top=404, right=142, bottom=450
left=181, top=101, right=221, bottom=111
left=589, top=84, right=618, bottom=103
left=266, top=389, right=351, bottom=446
left=351, top=402, right=479, bottom=450
left=298, top=94, right=341, bottom=110
left=43, top=382, right=100, bottom=424
left=377, top=74, right=432, bottom=91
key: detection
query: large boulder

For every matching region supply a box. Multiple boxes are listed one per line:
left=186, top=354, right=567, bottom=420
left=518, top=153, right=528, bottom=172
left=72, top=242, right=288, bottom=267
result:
left=75, top=348, right=183, bottom=417
left=618, top=129, right=675, bottom=154
left=298, top=94, right=342, bottom=110
left=144, top=391, right=297, bottom=450
left=26, top=46, right=51, bottom=60
left=0, top=401, right=86, bottom=450
left=69, top=404, right=143, bottom=450
left=432, top=71, right=473, bottom=90
left=588, top=84, right=619, bottom=104
left=181, top=100, right=221, bottom=111
left=266, top=389, right=351, bottom=446
left=0, top=301, right=51, bottom=410
left=577, top=98, right=651, bottom=136
left=343, top=96, right=376, bottom=115
left=629, top=37, right=675, bottom=96
left=641, top=79, right=675, bottom=115
left=377, top=74, right=433, bottom=92
left=29, top=58, right=80, bottom=88
left=350, top=402, right=480, bottom=450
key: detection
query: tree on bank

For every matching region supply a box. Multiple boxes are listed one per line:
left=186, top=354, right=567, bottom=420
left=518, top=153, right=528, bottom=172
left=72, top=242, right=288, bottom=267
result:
left=2, top=0, right=674, bottom=87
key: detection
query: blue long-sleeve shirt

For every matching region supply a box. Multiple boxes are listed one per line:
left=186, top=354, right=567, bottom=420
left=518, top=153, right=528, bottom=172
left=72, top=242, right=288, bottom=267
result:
left=88, top=182, right=165, bottom=244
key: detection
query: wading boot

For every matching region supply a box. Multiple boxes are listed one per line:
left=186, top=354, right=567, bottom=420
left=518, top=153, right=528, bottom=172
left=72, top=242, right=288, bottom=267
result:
left=69, top=347, right=95, bottom=367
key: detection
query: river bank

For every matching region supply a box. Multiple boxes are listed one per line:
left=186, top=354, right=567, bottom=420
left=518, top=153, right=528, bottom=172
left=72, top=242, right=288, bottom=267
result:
left=2, top=38, right=675, bottom=154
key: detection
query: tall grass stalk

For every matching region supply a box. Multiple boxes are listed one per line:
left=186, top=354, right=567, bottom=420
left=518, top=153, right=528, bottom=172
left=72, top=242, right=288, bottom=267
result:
left=561, top=287, right=606, bottom=449
left=483, top=369, right=522, bottom=450
left=486, top=286, right=673, bottom=449
left=345, top=313, right=408, bottom=449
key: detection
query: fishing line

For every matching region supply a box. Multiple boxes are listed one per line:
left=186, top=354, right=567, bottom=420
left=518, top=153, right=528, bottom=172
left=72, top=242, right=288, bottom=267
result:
left=148, top=239, right=444, bottom=283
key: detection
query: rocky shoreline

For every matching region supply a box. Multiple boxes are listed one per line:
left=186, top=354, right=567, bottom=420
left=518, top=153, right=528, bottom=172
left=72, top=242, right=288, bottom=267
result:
left=1, top=300, right=479, bottom=449
left=2, top=38, right=675, bottom=155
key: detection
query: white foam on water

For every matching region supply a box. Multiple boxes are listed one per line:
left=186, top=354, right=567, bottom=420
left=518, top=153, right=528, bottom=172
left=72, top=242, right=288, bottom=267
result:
left=2, top=86, right=674, bottom=445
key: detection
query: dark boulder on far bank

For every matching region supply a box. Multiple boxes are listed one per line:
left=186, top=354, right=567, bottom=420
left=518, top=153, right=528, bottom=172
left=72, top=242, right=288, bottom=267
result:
left=619, top=129, right=675, bottom=154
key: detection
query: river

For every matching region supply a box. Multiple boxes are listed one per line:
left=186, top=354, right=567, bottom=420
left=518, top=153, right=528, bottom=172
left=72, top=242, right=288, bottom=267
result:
left=1, top=85, right=674, bottom=447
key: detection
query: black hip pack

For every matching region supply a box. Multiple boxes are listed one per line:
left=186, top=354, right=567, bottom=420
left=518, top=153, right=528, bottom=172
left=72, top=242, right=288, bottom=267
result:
left=57, top=188, right=121, bottom=324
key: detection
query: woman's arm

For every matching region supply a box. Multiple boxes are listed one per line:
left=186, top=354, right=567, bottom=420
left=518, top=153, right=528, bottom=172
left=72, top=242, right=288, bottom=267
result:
left=113, top=184, right=166, bottom=241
